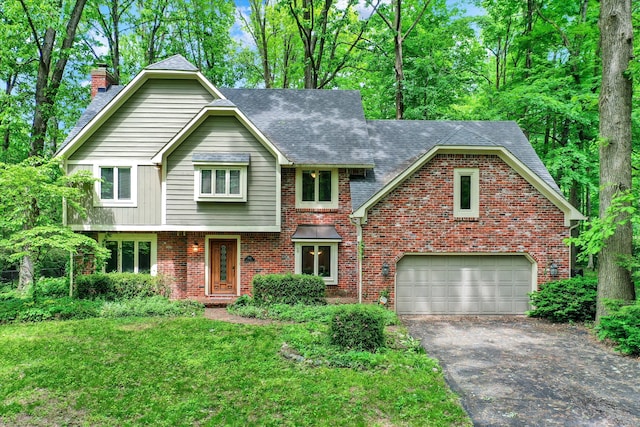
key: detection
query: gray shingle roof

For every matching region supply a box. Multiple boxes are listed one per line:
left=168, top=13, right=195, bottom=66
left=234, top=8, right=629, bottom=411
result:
left=350, top=120, right=563, bottom=211
left=57, top=85, right=124, bottom=153
left=221, top=89, right=374, bottom=166
left=145, top=54, right=198, bottom=71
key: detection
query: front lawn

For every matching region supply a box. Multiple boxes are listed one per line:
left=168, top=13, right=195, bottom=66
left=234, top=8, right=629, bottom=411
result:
left=0, top=316, right=471, bottom=426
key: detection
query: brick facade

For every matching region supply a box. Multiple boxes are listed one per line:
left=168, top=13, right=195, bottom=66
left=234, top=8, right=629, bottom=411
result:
left=359, top=154, right=570, bottom=304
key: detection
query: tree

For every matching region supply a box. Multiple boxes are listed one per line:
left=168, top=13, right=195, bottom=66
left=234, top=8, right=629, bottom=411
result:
left=0, top=158, right=108, bottom=291
left=375, top=0, right=432, bottom=119
left=18, top=0, right=88, bottom=157
left=596, top=0, right=635, bottom=319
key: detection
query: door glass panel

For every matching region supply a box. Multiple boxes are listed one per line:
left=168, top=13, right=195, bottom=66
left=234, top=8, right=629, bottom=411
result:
left=318, top=171, right=332, bottom=202
left=229, top=170, right=240, bottom=194
left=122, top=241, right=134, bottom=272
left=318, top=246, right=331, bottom=277
left=105, top=241, right=118, bottom=272
left=101, top=167, right=114, bottom=199
left=219, top=245, right=227, bottom=281
left=215, top=170, right=226, bottom=194
left=201, top=169, right=212, bottom=194
left=138, top=241, right=151, bottom=274
left=460, top=175, right=471, bottom=210
left=118, top=167, right=131, bottom=200
left=302, top=170, right=315, bottom=201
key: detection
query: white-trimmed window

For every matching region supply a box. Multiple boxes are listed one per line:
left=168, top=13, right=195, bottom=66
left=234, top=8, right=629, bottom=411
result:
left=295, top=169, right=338, bottom=209
left=454, top=168, right=479, bottom=218
left=294, top=242, right=338, bottom=285
left=193, top=153, right=249, bottom=202
left=99, top=233, right=157, bottom=275
left=94, top=165, right=137, bottom=207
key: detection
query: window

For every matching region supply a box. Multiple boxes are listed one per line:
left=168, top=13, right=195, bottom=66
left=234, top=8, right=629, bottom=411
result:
left=454, top=168, right=479, bottom=217
left=197, top=167, right=245, bottom=200
left=295, top=169, right=338, bottom=209
left=101, top=234, right=157, bottom=274
left=294, top=242, right=338, bottom=285
left=192, top=153, right=249, bottom=202
left=94, top=165, right=136, bottom=207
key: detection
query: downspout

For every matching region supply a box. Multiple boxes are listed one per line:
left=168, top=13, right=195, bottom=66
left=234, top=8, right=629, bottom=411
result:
left=350, top=216, right=363, bottom=304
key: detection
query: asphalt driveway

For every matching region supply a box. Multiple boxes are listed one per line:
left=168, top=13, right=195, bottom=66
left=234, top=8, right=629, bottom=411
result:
left=402, top=316, right=640, bottom=426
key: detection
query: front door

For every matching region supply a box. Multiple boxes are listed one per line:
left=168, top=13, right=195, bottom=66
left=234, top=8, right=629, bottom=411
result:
left=209, top=240, right=237, bottom=295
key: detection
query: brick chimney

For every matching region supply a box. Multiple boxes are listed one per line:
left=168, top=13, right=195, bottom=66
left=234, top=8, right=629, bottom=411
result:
left=90, top=64, right=118, bottom=98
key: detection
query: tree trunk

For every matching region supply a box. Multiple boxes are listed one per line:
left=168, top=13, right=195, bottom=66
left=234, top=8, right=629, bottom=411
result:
left=597, top=0, right=635, bottom=321
left=394, top=29, right=404, bottom=119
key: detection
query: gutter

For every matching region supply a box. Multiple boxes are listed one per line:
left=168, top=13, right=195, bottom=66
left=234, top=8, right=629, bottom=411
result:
left=350, top=216, right=363, bottom=304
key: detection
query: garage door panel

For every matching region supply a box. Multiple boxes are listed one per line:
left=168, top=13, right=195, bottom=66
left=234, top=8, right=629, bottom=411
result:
left=396, top=255, right=532, bottom=315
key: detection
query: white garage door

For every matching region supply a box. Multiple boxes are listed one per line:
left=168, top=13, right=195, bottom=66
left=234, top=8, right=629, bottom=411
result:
left=396, top=255, right=533, bottom=315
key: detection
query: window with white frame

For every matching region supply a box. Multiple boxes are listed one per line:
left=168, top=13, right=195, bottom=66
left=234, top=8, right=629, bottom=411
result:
left=193, top=153, right=249, bottom=202
left=294, top=242, right=338, bottom=285
left=101, top=234, right=157, bottom=275
left=453, top=168, right=479, bottom=217
left=94, top=165, right=136, bottom=207
left=295, top=169, right=338, bottom=209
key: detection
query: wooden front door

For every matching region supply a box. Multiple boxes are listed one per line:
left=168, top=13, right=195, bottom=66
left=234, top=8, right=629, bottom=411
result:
left=209, top=240, right=237, bottom=295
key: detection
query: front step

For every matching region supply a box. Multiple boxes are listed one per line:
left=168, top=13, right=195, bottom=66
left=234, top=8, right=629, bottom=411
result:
left=193, top=296, right=238, bottom=308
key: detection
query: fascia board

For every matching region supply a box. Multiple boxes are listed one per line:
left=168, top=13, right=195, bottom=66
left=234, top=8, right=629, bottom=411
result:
left=55, top=69, right=222, bottom=160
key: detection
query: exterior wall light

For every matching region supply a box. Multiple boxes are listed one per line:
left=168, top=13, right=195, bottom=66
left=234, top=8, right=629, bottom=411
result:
left=381, top=262, right=390, bottom=277
left=193, top=242, right=199, bottom=253
left=550, top=262, right=558, bottom=277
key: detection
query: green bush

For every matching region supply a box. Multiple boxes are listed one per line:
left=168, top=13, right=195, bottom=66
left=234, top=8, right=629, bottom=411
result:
left=0, top=297, right=102, bottom=323
left=37, top=277, right=69, bottom=299
left=252, top=273, right=326, bottom=306
left=229, top=294, right=253, bottom=308
left=329, top=305, right=386, bottom=352
left=75, top=273, right=170, bottom=300
left=527, top=277, right=597, bottom=322
left=100, top=296, right=204, bottom=318
left=597, top=301, right=640, bottom=355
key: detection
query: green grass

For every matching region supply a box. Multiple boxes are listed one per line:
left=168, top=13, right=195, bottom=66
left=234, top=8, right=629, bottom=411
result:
left=0, top=317, right=470, bottom=426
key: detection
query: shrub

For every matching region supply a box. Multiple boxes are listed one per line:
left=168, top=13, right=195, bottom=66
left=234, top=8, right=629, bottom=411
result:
left=527, top=277, right=597, bottom=322
left=229, top=294, right=253, bottom=308
left=100, top=296, right=204, bottom=318
left=252, top=273, right=326, bottom=306
left=75, top=273, right=170, bottom=300
left=0, top=297, right=102, bottom=323
left=36, top=277, right=69, bottom=299
left=597, top=301, right=640, bottom=355
left=329, top=305, right=386, bottom=352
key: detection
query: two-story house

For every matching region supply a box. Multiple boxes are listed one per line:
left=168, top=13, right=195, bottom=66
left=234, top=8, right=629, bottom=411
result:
left=56, top=55, right=584, bottom=314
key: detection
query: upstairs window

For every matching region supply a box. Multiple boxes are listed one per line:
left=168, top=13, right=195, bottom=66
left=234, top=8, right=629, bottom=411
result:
left=193, top=153, right=249, bottom=202
left=295, top=169, right=338, bottom=209
left=453, top=168, right=479, bottom=218
left=94, top=165, right=136, bottom=207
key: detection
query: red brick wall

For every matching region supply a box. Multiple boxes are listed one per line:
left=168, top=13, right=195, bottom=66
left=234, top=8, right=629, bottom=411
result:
left=360, top=154, right=570, bottom=304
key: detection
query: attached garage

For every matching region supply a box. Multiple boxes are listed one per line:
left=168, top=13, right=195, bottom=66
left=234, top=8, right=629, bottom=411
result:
left=396, top=255, right=533, bottom=315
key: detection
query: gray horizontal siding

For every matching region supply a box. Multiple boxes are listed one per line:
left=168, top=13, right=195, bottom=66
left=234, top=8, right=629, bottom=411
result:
left=166, top=116, right=278, bottom=227
left=69, top=79, right=213, bottom=160
left=67, top=164, right=161, bottom=226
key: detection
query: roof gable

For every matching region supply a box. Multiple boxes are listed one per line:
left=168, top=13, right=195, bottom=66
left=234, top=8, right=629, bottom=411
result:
left=56, top=56, right=223, bottom=159
left=351, top=120, right=584, bottom=226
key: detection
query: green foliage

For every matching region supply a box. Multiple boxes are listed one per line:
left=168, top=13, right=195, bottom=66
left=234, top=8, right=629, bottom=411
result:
left=228, top=294, right=253, bottom=308
left=252, top=273, right=326, bottom=306
left=329, top=305, right=386, bottom=352
left=229, top=301, right=400, bottom=326
left=36, top=277, right=69, bottom=299
left=527, top=277, right=598, bottom=322
left=74, top=273, right=171, bottom=300
left=100, top=296, right=204, bottom=318
left=0, top=297, right=102, bottom=324
left=597, top=300, right=640, bottom=355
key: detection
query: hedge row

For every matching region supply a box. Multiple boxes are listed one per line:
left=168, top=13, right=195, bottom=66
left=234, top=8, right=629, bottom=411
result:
left=74, top=273, right=171, bottom=300
left=252, top=273, right=326, bottom=305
